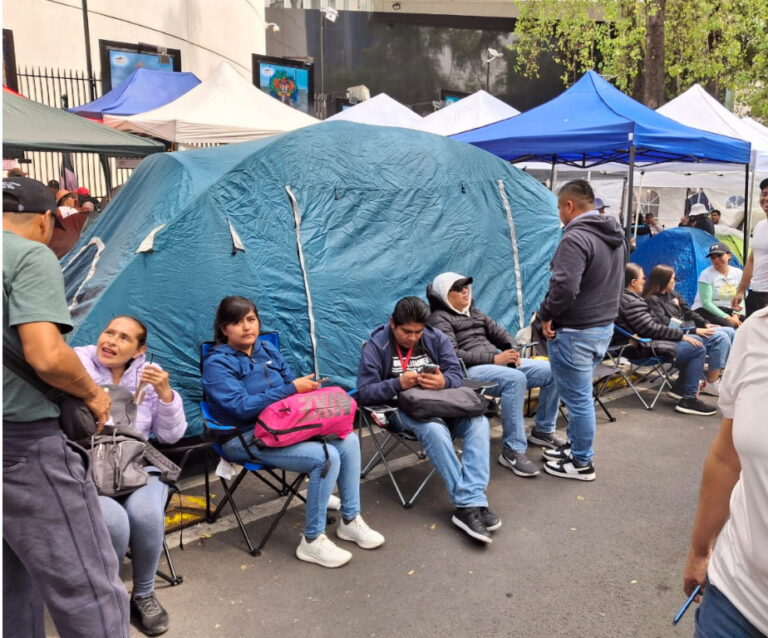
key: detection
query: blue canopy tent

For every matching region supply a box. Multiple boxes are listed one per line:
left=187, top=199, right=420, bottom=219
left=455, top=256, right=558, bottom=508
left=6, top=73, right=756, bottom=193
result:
left=70, top=69, right=200, bottom=119
left=454, top=71, right=753, bottom=253
left=631, top=227, right=741, bottom=306
left=61, top=121, right=561, bottom=437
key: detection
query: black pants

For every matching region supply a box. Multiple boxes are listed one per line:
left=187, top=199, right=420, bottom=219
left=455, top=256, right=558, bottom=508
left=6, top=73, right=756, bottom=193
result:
left=3, top=419, right=129, bottom=638
left=694, top=306, right=743, bottom=327
left=746, top=289, right=768, bottom=317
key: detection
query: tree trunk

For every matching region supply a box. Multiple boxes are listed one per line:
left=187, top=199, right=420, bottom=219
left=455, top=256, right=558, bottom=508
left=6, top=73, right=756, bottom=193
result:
left=643, top=0, right=666, bottom=108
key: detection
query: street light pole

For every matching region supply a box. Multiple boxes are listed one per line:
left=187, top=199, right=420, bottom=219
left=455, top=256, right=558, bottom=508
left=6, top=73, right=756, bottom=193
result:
left=81, top=0, right=96, bottom=101
left=320, top=16, right=325, bottom=96
left=483, top=47, right=503, bottom=94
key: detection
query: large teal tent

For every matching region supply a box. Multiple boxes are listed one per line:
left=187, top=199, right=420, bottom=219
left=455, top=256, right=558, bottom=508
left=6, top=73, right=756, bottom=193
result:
left=61, top=121, right=560, bottom=436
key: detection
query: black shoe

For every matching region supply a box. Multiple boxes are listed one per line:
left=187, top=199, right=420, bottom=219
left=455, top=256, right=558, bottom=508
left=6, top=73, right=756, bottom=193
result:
left=543, top=456, right=596, bottom=481
left=131, top=593, right=169, bottom=636
left=527, top=429, right=568, bottom=450
left=479, top=506, right=502, bottom=532
left=675, top=397, right=717, bottom=416
left=451, top=507, right=492, bottom=544
left=542, top=441, right=572, bottom=461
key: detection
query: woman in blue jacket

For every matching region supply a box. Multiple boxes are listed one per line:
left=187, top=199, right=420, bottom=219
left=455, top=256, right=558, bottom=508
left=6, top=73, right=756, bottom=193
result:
left=202, top=296, right=384, bottom=569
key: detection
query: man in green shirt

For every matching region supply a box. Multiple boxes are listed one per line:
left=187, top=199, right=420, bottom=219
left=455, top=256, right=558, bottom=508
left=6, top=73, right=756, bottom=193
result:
left=3, top=177, right=129, bottom=637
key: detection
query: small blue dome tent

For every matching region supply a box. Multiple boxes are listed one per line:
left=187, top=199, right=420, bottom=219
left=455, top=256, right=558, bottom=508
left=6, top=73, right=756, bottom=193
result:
left=62, top=121, right=560, bottom=436
left=632, top=227, right=741, bottom=305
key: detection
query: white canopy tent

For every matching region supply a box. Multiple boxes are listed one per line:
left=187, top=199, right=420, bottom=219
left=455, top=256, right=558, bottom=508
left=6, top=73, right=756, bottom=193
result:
left=657, top=84, right=768, bottom=172
left=419, top=90, right=520, bottom=136
left=324, top=93, right=423, bottom=129
left=103, top=62, right=318, bottom=144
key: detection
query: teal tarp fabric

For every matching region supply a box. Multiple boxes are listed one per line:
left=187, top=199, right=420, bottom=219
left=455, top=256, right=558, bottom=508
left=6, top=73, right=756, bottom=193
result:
left=62, top=121, right=560, bottom=436
left=632, top=227, right=741, bottom=305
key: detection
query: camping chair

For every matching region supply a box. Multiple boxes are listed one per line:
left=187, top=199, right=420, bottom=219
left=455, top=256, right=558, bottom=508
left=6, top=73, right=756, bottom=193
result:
left=593, top=325, right=675, bottom=412
left=356, top=358, right=496, bottom=509
left=199, top=338, right=309, bottom=556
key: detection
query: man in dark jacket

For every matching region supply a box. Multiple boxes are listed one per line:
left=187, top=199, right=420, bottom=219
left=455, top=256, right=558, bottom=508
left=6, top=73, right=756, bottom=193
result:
left=538, top=179, right=626, bottom=481
left=357, top=297, right=499, bottom=544
left=426, top=272, right=563, bottom=477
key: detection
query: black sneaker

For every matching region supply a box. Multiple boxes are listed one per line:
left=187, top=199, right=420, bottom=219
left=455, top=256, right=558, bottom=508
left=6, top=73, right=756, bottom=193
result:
left=451, top=507, right=492, bottom=544
left=498, top=447, right=540, bottom=477
left=542, top=441, right=572, bottom=461
left=675, top=397, right=717, bottom=416
left=479, top=506, right=502, bottom=532
left=527, top=428, right=567, bottom=450
left=131, top=593, right=169, bottom=636
left=543, top=456, right=596, bottom=481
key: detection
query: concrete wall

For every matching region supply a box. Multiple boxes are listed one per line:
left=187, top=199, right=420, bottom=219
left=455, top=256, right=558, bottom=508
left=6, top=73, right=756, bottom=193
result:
left=3, top=0, right=266, bottom=81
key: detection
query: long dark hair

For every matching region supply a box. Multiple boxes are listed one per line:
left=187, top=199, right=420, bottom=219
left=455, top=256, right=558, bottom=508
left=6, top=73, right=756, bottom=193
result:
left=643, top=264, right=675, bottom=298
left=213, top=296, right=260, bottom=344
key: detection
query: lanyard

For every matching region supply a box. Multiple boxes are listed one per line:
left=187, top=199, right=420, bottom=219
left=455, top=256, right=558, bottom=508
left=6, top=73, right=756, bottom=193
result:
left=396, top=345, right=414, bottom=373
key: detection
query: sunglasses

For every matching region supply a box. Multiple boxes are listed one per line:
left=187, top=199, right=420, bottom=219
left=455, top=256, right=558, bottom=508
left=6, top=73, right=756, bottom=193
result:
left=450, top=282, right=470, bottom=293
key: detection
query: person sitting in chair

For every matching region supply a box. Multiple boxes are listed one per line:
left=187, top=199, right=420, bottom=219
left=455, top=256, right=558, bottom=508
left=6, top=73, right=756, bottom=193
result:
left=75, top=315, right=187, bottom=636
left=616, top=264, right=716, bottom=417
left=693, top=242, right=744, bottom=329
left=202, top=296, right=384, bottom=569
left=426, top=272, right=563, bottom=477
left=357, top=296, right=500, bottom=544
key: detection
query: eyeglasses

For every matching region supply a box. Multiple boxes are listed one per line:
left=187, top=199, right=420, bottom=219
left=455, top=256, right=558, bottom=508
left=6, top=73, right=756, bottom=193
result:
left=450, top=283, right=470, bottom=293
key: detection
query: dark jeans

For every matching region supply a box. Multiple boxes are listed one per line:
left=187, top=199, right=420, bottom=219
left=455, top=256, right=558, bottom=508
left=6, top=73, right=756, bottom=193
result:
left=746, top=290, right=768, bottom=317
left=695, top=306, right=743, bottom=327
left=3, top=419, right=129, bottom=638
left=695, top=579, right=766, bottom=638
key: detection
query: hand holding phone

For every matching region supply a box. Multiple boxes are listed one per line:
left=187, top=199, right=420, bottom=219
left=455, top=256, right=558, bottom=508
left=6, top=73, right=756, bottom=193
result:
left=420, top=364, right=438, bottom=374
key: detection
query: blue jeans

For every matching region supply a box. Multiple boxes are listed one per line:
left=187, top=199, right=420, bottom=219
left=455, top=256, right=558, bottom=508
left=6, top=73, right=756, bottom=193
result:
left=695, top=579, right=766, bottom=638
left=675, top=340, right=708, bottom=398
left=468, top=359, right=560, bottom=453
left=390, top=411, right=490, bottom=508
left=689, top=329, right=732, bottom=370
left=547, top=324, right=614, bottom=466
left=222, top=431, right=361, bottom=539
left=99, top=474, right=168, bottom=597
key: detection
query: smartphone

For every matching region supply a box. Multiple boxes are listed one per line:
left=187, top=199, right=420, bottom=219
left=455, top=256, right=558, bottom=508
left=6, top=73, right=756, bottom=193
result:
left=315, top=376, right=330, bottom=383
left=420, top=364, right=438, bottom=374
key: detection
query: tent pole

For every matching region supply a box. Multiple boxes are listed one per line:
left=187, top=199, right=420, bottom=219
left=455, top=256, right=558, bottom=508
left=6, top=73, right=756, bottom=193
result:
left=743, top=163, right=751, bottom=258
left=549, top=155, right=557, bottom=192
left=624, top=142, right=636, bottom=240
left=99, top=154, right=112, bottom=201
left=633, top=170, right=645, bottom=243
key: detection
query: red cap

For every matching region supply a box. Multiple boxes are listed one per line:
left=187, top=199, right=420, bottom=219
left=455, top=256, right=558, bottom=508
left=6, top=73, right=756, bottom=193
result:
left=76, top=186, right=90, bottom=196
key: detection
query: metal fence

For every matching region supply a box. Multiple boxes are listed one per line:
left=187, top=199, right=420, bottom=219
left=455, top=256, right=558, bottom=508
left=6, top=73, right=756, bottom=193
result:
left=13, top=66, right=135, bottom=200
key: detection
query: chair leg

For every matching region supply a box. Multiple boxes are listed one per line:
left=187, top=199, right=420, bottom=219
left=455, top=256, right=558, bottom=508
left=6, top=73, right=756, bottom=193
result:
left=252, top=472, right=308, bottom=556
left=155, top=538, right=183, bottom=586
left=216, top=471, right=259, bottom=555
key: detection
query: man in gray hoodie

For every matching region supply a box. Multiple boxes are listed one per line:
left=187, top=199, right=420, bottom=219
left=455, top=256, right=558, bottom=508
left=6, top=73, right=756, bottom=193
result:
left=538, top=179, right=626, bottom=481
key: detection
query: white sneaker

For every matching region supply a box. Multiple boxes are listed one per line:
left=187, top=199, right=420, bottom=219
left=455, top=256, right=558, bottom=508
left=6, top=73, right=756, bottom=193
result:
left=336, top=515, right=385, bottom=549
left=296, top=533, right=352, bottom=568
left=701, top=380, right=720, bottom=397
left=327, top=494, right=341, bottom=511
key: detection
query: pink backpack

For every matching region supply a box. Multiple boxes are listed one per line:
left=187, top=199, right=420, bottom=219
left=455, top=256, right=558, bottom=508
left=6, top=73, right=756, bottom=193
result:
left=254, top=386, right=356, bottom=449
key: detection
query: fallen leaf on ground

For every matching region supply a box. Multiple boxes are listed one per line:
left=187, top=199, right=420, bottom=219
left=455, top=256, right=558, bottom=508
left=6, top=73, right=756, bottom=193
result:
left=569, top=527, right=578, bottom=531
left=430, top=523, right=437, bottom=530
left=576, top=495, right=585, bottom=501
left=407, top=570, right=415, bottom=575
left=630, top=579, right=638, bottom=584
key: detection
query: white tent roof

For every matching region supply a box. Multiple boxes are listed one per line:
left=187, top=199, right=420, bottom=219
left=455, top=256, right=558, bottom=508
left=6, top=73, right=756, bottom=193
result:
left=325, top=93, right=423, bottom=129
left=657, top=84, right=768, bottom=171
left=419, top=90, right=520, bottom=136
left=103, top=62, right=318, bottom=144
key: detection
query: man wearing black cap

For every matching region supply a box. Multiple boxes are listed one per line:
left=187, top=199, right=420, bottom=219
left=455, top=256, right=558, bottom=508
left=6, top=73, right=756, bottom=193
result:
left=3, top=177, right=129, bottom=637
left=693, top=241, right=744, bottom=328
left=733, top=177, right=768, bottom=316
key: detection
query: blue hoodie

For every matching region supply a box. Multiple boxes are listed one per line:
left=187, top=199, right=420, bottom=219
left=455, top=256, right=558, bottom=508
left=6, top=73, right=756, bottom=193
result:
left=356, top=323, right=464, bottom=406
left=202, top=341, right=297, bottom=430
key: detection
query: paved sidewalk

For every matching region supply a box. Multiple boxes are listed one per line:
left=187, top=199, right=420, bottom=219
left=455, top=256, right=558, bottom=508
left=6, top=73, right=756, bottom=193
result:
left=51, top=389, right=719, bottom=637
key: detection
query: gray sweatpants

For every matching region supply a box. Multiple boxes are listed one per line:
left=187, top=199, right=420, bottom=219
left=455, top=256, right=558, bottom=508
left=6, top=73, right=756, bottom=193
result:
left=3, top=419, right=129, bottom=638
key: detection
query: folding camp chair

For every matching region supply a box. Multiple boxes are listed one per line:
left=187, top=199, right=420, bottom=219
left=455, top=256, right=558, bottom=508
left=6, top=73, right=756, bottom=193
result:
left=356, top=359, right=496, bottom=509
left=199, top=338, right=309, bottom=556
left=593, top=325, right=675, bottom=411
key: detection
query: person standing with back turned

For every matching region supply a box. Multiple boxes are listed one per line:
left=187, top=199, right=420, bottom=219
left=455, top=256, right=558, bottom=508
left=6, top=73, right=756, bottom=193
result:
left=537, top=179, right=626, bottom=481
left=3, top=177, right=129, bottom=638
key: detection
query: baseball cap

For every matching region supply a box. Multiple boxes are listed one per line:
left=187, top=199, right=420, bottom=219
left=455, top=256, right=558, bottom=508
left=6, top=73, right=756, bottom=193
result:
left=706, top=242, right=730, bottom=258
left=595, top=198, right=609, bottom=209
left=3, top=177, right=64, bottom=229
left=76, top=186, right=90, bottom=196
left=452, top=276, right=473, bottom=289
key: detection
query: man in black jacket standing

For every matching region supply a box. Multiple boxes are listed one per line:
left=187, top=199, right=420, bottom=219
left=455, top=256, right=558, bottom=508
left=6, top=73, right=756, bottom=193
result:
left=538, top=180, right=626, bottom=481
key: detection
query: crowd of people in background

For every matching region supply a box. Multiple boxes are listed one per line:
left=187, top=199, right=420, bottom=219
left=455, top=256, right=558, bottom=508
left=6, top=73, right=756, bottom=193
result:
left=4, top=173, right=768, bottom=637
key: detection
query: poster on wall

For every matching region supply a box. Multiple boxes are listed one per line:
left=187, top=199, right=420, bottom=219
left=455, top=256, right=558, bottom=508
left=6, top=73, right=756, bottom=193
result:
left=99, top=40, right=182, bottom=91
left=252, top=54, right=314, bottom=115
left=440, top=89, right=469, bottom=105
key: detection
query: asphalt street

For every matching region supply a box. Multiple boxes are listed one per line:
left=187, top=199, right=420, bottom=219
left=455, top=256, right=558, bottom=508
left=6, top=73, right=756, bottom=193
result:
left=50, top=387, right=719, bottom=638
